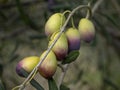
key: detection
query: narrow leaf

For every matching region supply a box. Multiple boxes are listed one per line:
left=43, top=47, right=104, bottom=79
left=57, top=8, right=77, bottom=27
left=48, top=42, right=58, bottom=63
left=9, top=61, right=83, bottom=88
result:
left=60, top=84, right=70, bottom=90
left=48, top=78, right=58, bottom=90
left=15, top=0, right=39, bottom=30
left=21, top=68, right=44, bottom=90
left=30, top=79, right=44, bottom=90
left=62, top=50, right=79, bottom=64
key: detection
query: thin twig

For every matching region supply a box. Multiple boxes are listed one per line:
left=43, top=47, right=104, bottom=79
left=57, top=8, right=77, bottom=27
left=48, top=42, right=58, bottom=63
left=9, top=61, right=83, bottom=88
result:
left=58, top=64, right=69, bottom=88
left=92, top=0, right=104, bottom=14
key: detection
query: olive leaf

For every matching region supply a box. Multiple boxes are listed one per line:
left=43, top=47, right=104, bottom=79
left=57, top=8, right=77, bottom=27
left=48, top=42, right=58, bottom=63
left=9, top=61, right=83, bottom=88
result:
left=30, top=79, right=44, bottom=90
left=62, top=50, right=79, bottom=64
left=21, top=68, right=44, bottom=90
left=48, top=78, right=58, bottom=90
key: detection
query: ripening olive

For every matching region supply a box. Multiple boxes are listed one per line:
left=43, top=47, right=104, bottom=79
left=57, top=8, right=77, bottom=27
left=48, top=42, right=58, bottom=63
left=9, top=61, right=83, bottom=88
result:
left=48, top=32, right=68, bottom=60
left=65, top=27, right=80, bottom=52
left=38, top=50, right=57, bottom=79
left=16, top=56, right=39, bottom=77
left=45, top=13, right=66, bottom=36
left=78, top=18, right=95, bottom=42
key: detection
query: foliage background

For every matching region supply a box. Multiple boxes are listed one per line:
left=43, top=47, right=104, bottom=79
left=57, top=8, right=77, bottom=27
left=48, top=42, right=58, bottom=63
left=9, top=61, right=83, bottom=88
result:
left=0, top=0, right=120, bottom=90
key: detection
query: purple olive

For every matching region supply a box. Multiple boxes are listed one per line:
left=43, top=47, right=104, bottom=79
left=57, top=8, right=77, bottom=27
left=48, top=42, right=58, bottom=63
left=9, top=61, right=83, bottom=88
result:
left=16, top=56, right=39, bottom=77
left=48, top=32, right=68, bottom=60
left=65, top=28, right=81, bottom=52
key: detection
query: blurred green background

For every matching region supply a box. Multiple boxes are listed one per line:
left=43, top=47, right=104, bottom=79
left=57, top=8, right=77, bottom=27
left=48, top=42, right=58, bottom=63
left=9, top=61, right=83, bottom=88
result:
left=0, top=0, right=120, bottom=90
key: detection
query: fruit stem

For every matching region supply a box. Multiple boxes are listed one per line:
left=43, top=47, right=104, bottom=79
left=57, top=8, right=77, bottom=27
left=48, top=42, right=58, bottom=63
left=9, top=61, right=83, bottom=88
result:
left=71, top=16, right=76, bottom=28
left=14, top=5, right=92, bottom=90
left=86, top=2, right=92, bottom=19
left=63, top=10, right=76, bottom=29
left=62, top=10, right=71, bottom=15
left=58, top=64, right=69, bottom=89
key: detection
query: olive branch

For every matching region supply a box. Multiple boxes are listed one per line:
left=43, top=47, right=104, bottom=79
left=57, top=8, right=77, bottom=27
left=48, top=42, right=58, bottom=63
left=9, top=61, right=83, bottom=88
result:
left=12, top=4, right=92, bottom=90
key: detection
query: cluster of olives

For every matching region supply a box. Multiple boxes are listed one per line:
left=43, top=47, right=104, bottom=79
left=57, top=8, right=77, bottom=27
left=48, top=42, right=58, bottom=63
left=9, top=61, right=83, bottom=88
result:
left=16, top=12, right=95, bottom=79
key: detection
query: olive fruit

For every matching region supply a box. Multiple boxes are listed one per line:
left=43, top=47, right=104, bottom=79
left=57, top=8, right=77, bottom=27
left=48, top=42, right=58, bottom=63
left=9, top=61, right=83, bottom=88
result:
left=38, top=50, right=57, bottom=79
left=65, top=27, right=80, bottom=52
left=45, top=13, right=66, bottom=36
left=78, top=18, right=95, bottom=42
left=48, top=32, right=68, bottom=60
left=16, top=56, right=39, bottom=77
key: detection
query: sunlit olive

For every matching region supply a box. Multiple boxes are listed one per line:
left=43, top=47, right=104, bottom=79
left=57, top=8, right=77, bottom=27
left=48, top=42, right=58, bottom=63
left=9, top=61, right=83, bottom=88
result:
left=38, top=50, right=57, bottom=79
left=45, top=13, right=66, bottom=36
left=16, top=56, right=39, bottom=77
left=78, top=18, right=95, bottom=43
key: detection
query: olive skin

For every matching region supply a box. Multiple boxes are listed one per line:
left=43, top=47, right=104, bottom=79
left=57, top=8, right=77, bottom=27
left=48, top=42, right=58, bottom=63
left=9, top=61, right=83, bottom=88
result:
left=16, top=56, right=39, bottom=77
left=38, top=50, right=57, bottom=79
left=45, top=13, right=66, bottom=36
left=65, top=28, right=80, bottom=52
left=48, top=32, right=68, bottom=60
left=78, top=18, right=95, bottom=43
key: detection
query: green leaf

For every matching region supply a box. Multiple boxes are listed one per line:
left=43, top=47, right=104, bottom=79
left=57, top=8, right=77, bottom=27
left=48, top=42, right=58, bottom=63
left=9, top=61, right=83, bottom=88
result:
left=21, top=68, right=44, bottom=90
left=60, top=84, right=70, bottom=90
left=48, top=78, right=58, bottom=90
left=30, top=79, right=44, bottom=90
left=62, top=50, right=79, bottom=64
left=15, top=0, right=39, bottom=30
